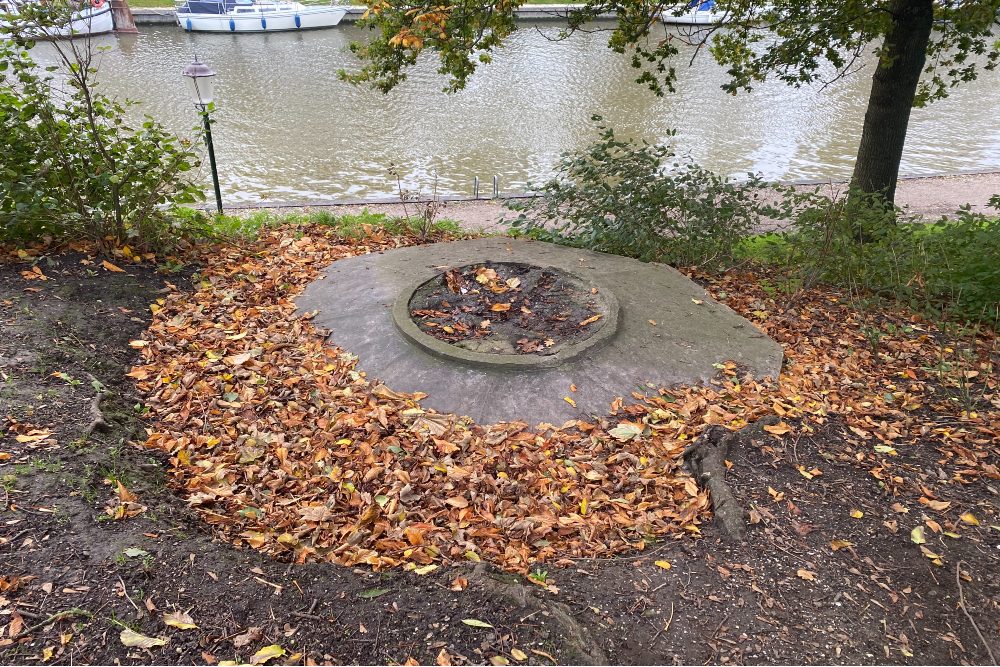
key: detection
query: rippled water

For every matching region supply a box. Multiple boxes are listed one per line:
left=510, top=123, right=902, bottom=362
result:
left=32, top=23, right=1000, bottom=204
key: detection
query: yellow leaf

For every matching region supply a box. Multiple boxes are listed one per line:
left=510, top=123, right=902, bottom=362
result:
left=960, top=512, right=980, bottom=526
left=42, top=647, right=54, bottom=661
left=102, top=260, right=126, bottom=273
left=163, top=610, right=198, bottom=630
left=490, top=303, right=511, bottom=312
left=910, top=526, right=926, bottom=544
left=830, top=539, right=853, bottom=551
left=250, top=645, right=285, bottom=665
left=919, top=545, right=943, bottom=565
left=796, top=569, right=816, bottom=581
left=414, top=564, right=438, bottom=575
left=850, top=509, right=864, bottom=519
left=120, top=629, right=168, bottom=649
left=510, top=648, right=528, bottom=662
left=563, top=396, right=576, bottom=408
left=129, top=340, right=149, bottom=349
left=654, top=560, right=671, bottom=571
left=579, top=498, right=588, bottom=516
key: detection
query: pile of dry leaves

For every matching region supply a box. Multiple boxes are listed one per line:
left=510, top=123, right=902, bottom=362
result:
left=129, top=225, right=998, bottom=574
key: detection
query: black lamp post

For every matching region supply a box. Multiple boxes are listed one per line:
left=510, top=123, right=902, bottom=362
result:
left=182, top=57, right=223, bottom=215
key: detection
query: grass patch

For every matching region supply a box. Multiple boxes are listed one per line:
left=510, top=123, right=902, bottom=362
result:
left=190, top=207, right=463, bottom=244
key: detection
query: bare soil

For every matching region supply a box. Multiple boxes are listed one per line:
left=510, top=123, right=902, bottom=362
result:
left=1, top=251, right=998, bottom=665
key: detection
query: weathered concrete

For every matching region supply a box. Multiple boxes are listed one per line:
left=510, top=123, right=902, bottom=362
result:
left=297, top=239, right=782, bottom=425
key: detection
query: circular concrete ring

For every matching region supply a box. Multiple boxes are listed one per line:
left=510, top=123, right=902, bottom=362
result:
left=391, top=264, right=621, bottom=370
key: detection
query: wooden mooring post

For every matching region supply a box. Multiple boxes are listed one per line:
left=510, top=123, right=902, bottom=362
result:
left=111, top=0, right=139, bottom=33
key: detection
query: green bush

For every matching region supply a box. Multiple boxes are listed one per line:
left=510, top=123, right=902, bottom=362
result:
left=505, top=117, right=799, bottom=269
left=747, top=191, right=1000, bottom=322
left=0, top=27, right=204, bottom=251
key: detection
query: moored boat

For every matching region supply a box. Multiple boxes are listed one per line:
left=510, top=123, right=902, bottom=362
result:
left=0, top=0, right=115, bottom=37
left=175, top=0, right=347, bottom=32
left=661, top=0, right=723, bottom=25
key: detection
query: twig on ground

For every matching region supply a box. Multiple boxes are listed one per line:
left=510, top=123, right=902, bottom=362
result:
left=11, top=608, right=92, bottom=640
left=955, top=561, right=998, bottom=666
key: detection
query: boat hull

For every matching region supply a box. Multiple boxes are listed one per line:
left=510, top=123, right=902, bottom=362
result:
left=0, top=4, right=115, bottom=37
left=177, top=5, right=346, bottom=31
left=660, top=9, right=721, bottom=24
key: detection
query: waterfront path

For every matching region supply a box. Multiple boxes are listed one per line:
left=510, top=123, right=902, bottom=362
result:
left=227, top=170, right=1000, bottom=233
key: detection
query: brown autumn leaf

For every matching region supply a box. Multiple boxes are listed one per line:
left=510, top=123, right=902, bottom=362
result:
left=120, top=223, right=999, bottom=578
left=763, top=422, right=792, bottom=436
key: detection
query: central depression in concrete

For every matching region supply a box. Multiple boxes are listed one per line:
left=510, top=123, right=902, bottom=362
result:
left=395, top=261, right=619, bottom=369
left=297, top=239, right=782, bottom=425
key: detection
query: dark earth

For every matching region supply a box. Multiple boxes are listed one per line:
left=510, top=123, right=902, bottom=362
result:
left=408, top=262, right=606, bottom=355
left=1, top=252, right=998, bottom=665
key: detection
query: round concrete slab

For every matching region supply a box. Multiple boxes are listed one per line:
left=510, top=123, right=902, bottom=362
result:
left=296, top=239, right=782, bottom=425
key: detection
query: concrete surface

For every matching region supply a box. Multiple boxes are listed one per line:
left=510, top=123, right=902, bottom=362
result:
left=296, top=238, right=783, bottom=425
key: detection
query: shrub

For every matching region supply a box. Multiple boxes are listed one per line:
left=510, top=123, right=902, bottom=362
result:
left=750, top=191, right=1000, bottom=322
left=0, top=23, right=204, bottom=251
left=505, top=117, right=800, bottom=269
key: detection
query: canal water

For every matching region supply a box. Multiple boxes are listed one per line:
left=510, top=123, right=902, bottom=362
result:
left=37, top=23, right=1000, bottom=204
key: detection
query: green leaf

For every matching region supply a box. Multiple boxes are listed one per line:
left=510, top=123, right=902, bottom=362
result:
left=358, top=588, right=391, bottom=599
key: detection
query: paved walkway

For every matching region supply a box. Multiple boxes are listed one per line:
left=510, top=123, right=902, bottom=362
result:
left=230, top=171, right=1000, bottom=234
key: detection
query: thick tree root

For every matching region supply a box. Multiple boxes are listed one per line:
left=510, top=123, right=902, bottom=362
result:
left=466, top=564, right=608, bottom=665
left=81, top=376, right=111, bottom=442
left=683, top=415, right=780, bottom=541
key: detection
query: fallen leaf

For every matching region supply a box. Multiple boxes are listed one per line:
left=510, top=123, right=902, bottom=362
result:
left=250, top=644, right=286, bottom=665
left=763, top=422, right=792, bottom=436
left=461, top=619, right=493, bottom=628
left=830, top=539, right=853, bottom=551
left=358, top=588, right=391, bottom=599
left=919, top=497, right=951, bottom=512
left=959, top=512, right=980, bottom=526
left=608, top=422, right=643, bottom=441
left=796, top=569, right=816, bottom=581
left=119, top=629, right=167, bottom=649
left=654, top=560, right=672, bottom=571
left=102, top=260, right=126, bottom=273
left=910, top=526, right=926, bottom=544
left=163, top=610, right=198, bottom=630
left=850, top=509, right=864, bottom=519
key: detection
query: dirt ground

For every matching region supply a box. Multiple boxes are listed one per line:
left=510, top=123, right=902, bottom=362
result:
left=1, top=247, right=998, bottom=666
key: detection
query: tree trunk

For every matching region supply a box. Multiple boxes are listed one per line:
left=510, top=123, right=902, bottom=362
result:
left=850, top=0, right=934, bottom=206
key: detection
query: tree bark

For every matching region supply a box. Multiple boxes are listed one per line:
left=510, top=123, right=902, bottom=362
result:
left=850, top=0, right=934, bottom=206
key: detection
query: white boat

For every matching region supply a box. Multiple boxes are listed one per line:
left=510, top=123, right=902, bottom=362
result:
left=661, top=0, right=724, bottom=25
left=0, top=0, right=115, bottom=37
left=175, top=0, right=347, bottom=32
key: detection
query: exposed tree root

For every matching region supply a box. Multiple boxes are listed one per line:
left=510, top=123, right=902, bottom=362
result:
left=82, top=374, right=110, bottom=442
left=683, top=415, right=780, bottom=541
left=467, top=564, right=609, bottom=665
